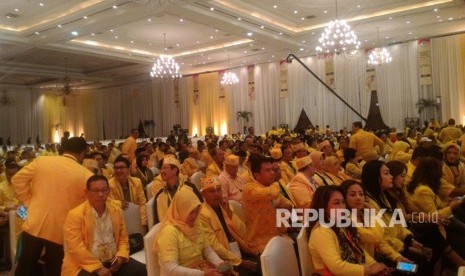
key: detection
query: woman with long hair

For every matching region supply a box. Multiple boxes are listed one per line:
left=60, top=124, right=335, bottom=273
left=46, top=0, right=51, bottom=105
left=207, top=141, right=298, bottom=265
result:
left=408, top=157, right=465, bottom=268
left=385, top=161, right=413, bottom=220
left=308, top=185, right=388, bottom=276
left=342, top=148, right=363, bottom=180
left=133, top=153, right=154, bottom=191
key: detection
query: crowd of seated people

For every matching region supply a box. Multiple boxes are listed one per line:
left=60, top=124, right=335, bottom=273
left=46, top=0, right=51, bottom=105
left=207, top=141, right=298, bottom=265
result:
left=0, top=118, right=465, bottom=275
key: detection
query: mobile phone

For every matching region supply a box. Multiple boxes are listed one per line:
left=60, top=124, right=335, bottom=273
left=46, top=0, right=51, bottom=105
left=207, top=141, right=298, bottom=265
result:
left=396, top=262, right=417, bottom=274
left=16, top=205, right=27, bottom=221
left=103, top=257, right=117, bottom=268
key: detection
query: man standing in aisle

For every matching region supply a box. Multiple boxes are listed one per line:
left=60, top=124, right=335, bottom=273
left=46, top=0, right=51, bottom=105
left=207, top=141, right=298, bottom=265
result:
left=349, top=121, right=384, bottom=159
left=122, top=129, right=138, bottom=163
left=12, top=137, right=93, bottom=276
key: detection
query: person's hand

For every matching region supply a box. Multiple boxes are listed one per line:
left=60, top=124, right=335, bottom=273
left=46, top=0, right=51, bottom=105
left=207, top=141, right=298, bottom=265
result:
left=437, top=216, right=451, bottom=226
left=204, top=268, right=222, bottom=276
left=220, top=200, right=233, bottom=219
left=121, top=200, right=129, bottom=210
left=395, top=256, right=413, bottom=263
left=239, top=260, right=257, bottom=272
left=95, top=267, right=112, bottom=276
left=365, top=262, right=387, bottom=275
left=411, top=239, right=423, bottom=249
left=449, top=199, right=462, bottom=209
left=109, top=257, right=124, bottom=273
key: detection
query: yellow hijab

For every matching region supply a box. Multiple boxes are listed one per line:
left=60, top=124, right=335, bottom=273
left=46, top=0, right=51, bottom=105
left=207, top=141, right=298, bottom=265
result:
left=163, top=188, right=201, bottom=240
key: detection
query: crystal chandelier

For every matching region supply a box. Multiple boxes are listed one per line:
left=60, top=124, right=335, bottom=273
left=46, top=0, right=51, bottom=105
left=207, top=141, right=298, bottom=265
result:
left=367, top=27, right=392, bottom=66
left=150, top=33, right=181, bottom=78
left=220, top=55, right=239, bottom=86
left=315, top=1, right=360, bottom=54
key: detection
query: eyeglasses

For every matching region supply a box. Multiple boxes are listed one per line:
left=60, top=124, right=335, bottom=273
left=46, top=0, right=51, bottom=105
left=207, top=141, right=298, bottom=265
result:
left=114, top=166, right=128, bottom=170
left=88, top=188, right=110, bottom=194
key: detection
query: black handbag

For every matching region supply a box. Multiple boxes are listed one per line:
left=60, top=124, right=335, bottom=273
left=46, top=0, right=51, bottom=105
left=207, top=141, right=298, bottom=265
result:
left=128, top=233, right=144, bottom=254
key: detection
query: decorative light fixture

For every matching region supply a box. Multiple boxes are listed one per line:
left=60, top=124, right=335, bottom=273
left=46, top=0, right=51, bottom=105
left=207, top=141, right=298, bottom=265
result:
left=316, top=0, right=361, bottom=54
left=150, top=33, right=182, bottom=79
left=220, top=55, right=239, bottom=86
left=367, top=27, right=393, bottom=66
left=57, top=58, right=75, bottom=95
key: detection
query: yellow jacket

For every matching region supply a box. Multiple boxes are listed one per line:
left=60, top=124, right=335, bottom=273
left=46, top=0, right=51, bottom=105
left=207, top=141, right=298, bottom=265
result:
left=198, top=203, right=247, bottom=265
left=62, top=201, right=129, bottom=276
left=0, top=180, right=18, bottom=212
left=287, top=172, right=316, bottom=209
left=206, top=161, right=222, bottom=179
left=349, top=129, right=384, bottom=159
left=242, top=180, right=292, bottom=254
left=200, top=151, right=214, bottom=167
left=357, top=220, right=402, bottom=261
left=408, top=184, right=452, bottom=237
left=279, top=161, right=296, bottom=184
left=438, top=126, right=462, bottom=143
left=108, top=176, right=147, bottom=226
left=121, top=136, right=137, bottom=162
left=12, top=154, right=93, bottom=244
left=442, top=163, right=465, bottom=189
left=309, top=225, right=376, bottom=276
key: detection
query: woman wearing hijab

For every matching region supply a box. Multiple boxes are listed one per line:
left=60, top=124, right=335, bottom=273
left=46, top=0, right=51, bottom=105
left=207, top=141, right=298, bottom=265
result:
left=154, top=188, right=229, bottom=276
left=442, top=142, right=465, bottom=189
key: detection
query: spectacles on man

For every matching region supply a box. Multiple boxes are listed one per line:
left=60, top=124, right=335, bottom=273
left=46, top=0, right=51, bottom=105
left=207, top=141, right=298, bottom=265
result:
left=88, top=188, right=110, bottom=194
left=114, top=166, right=128, bottom=170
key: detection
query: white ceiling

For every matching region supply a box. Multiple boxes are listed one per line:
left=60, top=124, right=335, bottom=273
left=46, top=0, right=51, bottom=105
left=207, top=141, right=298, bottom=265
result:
left=0, top=0, right=464, bottom=89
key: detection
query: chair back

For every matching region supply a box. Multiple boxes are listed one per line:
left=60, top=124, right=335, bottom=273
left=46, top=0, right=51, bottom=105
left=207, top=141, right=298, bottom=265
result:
left=8, top=210, right=17, bottom=264
left=123, top=202, right=145, bottom=235
left=260, top=236, right=299, bottom=276
left=190, top=171, right=204, bottom=190
left=228, top=200, right=244, bottom=221
left=146, top=197, right=155, bottom=230
left=146, top=182, right=154, bottom=199
left=297, top=227, right=314, bottom=276
left=145, top=223, right=162, bottom=276
left=458, top=266, right=465, bottom=276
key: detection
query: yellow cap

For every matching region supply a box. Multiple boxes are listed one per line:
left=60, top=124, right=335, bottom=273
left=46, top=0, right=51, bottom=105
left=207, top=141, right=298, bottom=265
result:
left=224, top=154, right=239, bottom=166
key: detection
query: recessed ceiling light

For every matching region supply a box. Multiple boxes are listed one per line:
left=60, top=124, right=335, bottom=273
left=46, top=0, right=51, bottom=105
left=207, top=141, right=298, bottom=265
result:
left=39, top=3, right=44, bottom=7
left=110, top=29, right=114, bottom=32
left=278, top=32, right=283, bottom=35
left=357, top=5, right=361, bottom=8
left=210, top=35, right=214, bottom=39
left=247, top=32, right=253, bottom=36
left=35, top=31, right=40, bottom=35
left=215, top=29, right=219, bottom=32
left=448, top=17, right=453, bottom=20
left=385, top=36, right=389, bottom=39
left=294, top=10, right=298, bottom=14
left=71, top=31, right=79, bottom=36
left=260, top=25, right=265, bottom=29
left=244, top=51, right=247, bottom=53
left=83, top=16, right=88, bottom=19
left=57, top=24, right=62, bottom=28
left=196, top=41, right=200, bottom=44
left=14, top=8, right=19, bottom=12
left=436, top=15, right=440, bottom=18
left=434, top=8, right=438, bottom=12
left=210, top=7, right=214, bottom=11
left=364, top=39, right=368, bottom=42
left=272, top=55, right=275, bottom=57
left=131, top=41, right=134, bottom=44
left=406, top=21, right=410, bottom=24
left=262, top=47, right=265, bottom=50
left=91, top=33, right=95, bottom=36
left=324, top=10, right=328, bottom=13
left=388, top=17, right=393, bottom=20
left=273, top=5, right=277, bottom=9
left=409, top=32, right=412, bottom=35
left=179, top=18, right=183, bottom=22
left=238, top=17, right=241, bottom=21
left=302, top=40, right=306, bottom=43
left=147, top=18, right=151, bottom=22
left=176, top=43, right=180, bottom=47
left=114, top=36, right=118, bottom=39
left=208, top=57, right=211, bottom=60
left=112, top=5, right=117, bottom=9
left=299, top=48, right=304, bottom=51
left=439, top=19, right=443, bottom=22
left=301, top=17, right=305, bottom=21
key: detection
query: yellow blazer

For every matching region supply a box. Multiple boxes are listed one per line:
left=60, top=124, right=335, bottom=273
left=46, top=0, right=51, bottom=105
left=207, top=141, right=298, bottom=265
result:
left=309, top=224, right=376, bottom=276
left=357, top=220, right=402, bottom=261
left=62, top=201, right=129, bottom=276
left=442, top=163, right=465, bottom=189
left=279, top=161, right=296, bottom=185
left=206, top=161, right=222, bottom=179
left=121, top=136, right=137, bottom=162
left=108, top=176, right=147, bottom=226
left=198, top=203, right=247, bottom=265
left=200, top=151, right=214, bottom=167
left=11, top=154, right=93, bottom=244
left=287, top=173, right=316, bottom=209
left=349, top=129, right=384, bottom=159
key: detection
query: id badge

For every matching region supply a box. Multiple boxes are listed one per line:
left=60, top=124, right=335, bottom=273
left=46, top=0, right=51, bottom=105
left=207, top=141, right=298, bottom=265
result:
left=229, top=241, right=242, bottom=259
left=97, top=243, right=113, bottom=262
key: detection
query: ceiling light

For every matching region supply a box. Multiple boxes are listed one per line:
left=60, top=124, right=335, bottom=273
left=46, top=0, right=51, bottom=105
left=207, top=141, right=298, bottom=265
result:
left=57, top=24, right=62, bottom=28
left=35, top=31, right=40, bottom=35
left=260, top=25, right=265, bottom=29
left=385, top=36, right=389, bottom=39
left=409, top=32, right=412, bottom=35
left=112, top=5, right=117, bottom=9
left=357, top=5, right=361, bottom=8
left=367, top=27, right=392, bottom=66
left=91, top=33, right=95, bottom=36
left=406, top=21, right=410, bottom=24
left=179, top=18, right=183, bottom=22
left=299, top=48, right=304, bottom=51
left=210, top=36, right=214, bottom=39
left=237, top=17, right=242, bottom=21
left=71, top=31, right=79, bottom=36
left=147, top=18, right=151, bottom=22
left=434, top=8, right=438, bottom=12
left=302, top=40, right=306, bottom=43
left=279, top=32, right=283, bottom=35
left=14, top=8, right=19, bottom=12
left=114, top=36, right=118, bottom=39
left=210, top=7, right=215, bottom=11
left=437, top=15, right=440, bottom=18
left=247, top=32, right=253, bottom=36
left=294, top=10, right=298, bottom=14
left=110, top=29, right=114, bottom=32
left=215, top=29, right=219, bottom=32
left=273, top=5, right=277, bottom=9
left=389, top=17, right=393, bottom=20
left=301, top=17, right=305, bottom=21
left=39, top=3, right=44, bottom=7
left=316, top=0, right=360, bottom=54
left=83, top=16, right=88, bottom=19
left=131, top=41, right=134, bottom=44
left=150, top=33, right=181, bottom=79
left=439, top=19, right=443, bottom=22
left=448, top=17, right=453, bottom=20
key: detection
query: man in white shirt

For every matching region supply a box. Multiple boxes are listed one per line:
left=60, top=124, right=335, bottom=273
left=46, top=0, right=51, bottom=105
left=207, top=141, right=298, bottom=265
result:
left=218, top=155, right=246, bottom=203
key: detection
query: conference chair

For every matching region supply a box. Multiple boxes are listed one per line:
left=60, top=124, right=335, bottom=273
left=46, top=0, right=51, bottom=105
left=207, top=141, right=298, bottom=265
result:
left=459, top=266, right=465, bottom=276
left=228, top=200, right=244, bottom=221
left=146, top=197, right=155, bottom=230
left=125, top=203, right=146, bottom=264
left=145, top=223, right=162, bottom=276
left=146, top=182, right=154, bottom=199
left=297, top=227, right=314, bottom=276
left=260, top=236, right=299, bottom=276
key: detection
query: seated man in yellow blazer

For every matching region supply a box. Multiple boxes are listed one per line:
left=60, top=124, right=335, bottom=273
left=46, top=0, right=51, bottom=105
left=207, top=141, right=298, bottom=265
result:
left=199, top=177, right=258, bottom=275
left=206, top=148, right=225, bottom=178
left=62, top=175, right=147, bottom=276
left=108, top=156, right=147, bottom=227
